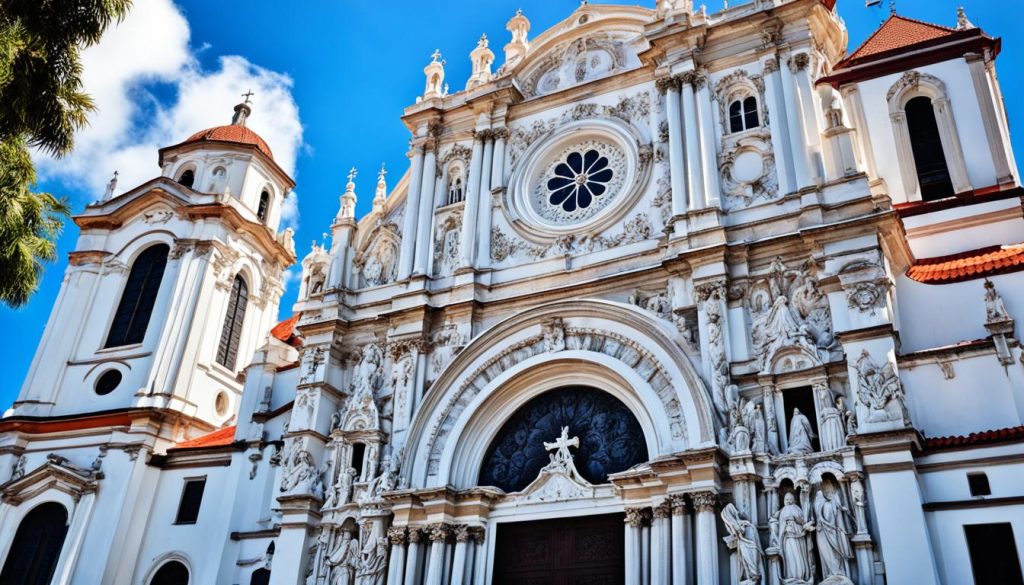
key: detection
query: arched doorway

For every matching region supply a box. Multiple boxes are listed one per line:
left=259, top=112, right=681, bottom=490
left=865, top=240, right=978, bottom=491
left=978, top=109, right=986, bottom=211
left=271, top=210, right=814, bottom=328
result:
left=0, top=502, right=69, bottom=585
left=150, top=560, right=189, bottom=585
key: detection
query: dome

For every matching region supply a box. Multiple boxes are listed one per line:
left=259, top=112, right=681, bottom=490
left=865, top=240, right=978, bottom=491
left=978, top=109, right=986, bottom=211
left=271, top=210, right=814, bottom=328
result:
left=182, top=124, right=274, bottom=159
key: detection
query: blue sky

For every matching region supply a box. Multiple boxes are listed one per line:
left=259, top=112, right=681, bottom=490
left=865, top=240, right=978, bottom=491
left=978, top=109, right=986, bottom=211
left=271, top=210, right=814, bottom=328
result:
left=2, top=0, right=1022, bottom=410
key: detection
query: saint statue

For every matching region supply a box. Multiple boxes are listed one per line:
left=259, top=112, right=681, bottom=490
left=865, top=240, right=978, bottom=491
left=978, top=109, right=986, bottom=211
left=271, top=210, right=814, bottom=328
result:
left=327, top=531, right=359, bottom=585
left=355, top=537, right=387, bottom=585
left=750, top=403, right=768, bottom=454
left=721, top=503, right=764, bottom=585
left=786, top=408, right=815, bottom=455
left=814, top=484, right=855, bottom=579
left=779, top=492, right=815, bottom=583
left=818, top=393, right=846, bottom=452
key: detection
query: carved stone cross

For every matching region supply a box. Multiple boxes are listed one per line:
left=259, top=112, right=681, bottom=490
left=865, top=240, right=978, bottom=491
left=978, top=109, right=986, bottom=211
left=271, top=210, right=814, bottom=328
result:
left=543, top=426, right=580, bottom=467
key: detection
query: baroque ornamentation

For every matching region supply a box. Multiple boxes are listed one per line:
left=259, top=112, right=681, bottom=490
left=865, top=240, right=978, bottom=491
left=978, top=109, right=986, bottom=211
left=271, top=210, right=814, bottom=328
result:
left=432, top=211, right=462, bottom=277
left=854, top=350, right=910, bottom=427
left=722, top=503, right=765, bottom=585
left=520, top=35, right=630, bottom=98
left=845, top=281, right=887, bottom=314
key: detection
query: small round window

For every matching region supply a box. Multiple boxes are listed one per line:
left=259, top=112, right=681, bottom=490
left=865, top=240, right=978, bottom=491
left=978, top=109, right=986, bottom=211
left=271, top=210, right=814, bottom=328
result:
left=215, top=391, right=229, bottom=417
left=95, top=370, right=122, bottom=395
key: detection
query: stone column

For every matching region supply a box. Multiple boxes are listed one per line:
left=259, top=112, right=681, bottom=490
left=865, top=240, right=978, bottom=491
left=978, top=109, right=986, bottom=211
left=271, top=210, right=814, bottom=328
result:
left=659, top=77, right=688, bottom=225
left=681, top=73, right=703, bottom=211
left=399, top=146, right=426, bottom=280
left=670, top=496, right=691, bottom=585
left=839, top=85, right=878, bottom=180
left=652, top=503, right=671, bottom=585
left=413, top=141, right=439, bottom=276
left=424, top=524, right=449, bottom=585
left=469, top=526, right=487, bottom=585
left=779, top=55, right=813, bottom=191
left=459, top=134, right=486, bottom=268
left=490, top=129, right=507, bottom=190
left=387, top=527, right=408, bottom=585
left=477, top=128, right=506, bottom=269
left=763, top=482, right=782, bottom=585
left=403, top=529, right=424, bottom=585
left=641, top=511, right=652, bottom=585
left=695, top=75, right=719, bottom=207
left=692, top=491, right=719, bottom=585
left=762, top=58, right=795, bottom=195
left=966, top=53, right=1014, bottom=185
left=625, top=507, right=646, bottom=585
left=449, top=525, right=470, bottom=585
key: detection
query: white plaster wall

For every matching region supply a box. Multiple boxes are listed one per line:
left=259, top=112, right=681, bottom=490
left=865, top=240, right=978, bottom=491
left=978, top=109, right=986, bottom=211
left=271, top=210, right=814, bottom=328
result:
left=926, top=504, right=1024, bottom=585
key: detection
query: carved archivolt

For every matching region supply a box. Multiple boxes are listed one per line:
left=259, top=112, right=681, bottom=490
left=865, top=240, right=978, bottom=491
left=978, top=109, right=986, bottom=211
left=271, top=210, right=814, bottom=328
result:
left=520, top=34, right=631, bottom=98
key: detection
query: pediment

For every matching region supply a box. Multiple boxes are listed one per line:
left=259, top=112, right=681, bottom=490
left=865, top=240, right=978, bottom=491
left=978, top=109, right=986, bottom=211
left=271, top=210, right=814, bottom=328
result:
left=73, top=177, right=202, bottom=230
left=2, top=456, right=101, bottom=505
left=512, top=467, right=595, bottom=503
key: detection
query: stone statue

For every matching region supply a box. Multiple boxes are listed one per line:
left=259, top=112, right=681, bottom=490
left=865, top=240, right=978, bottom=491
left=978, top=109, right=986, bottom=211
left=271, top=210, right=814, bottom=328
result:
left=984, top=279, right=1011, bottom=323
left=542, top=318, right=566, bottom=352
left=855, top=350, right=909, bottom=425
left=721, top=503, right=764, bottom=585
left=750, top=403, right=768, bottom=454
left=786, top=408, right=815, bottom=455
left=351, top=344, right=384, bottom=397
left=280, top=441, right=316, bottom=494
left=327, top=530, right=359, bottom=585
left=543, top=426, right=581, bottom=475
left=779, top=491, right=815, bottom=583
left=355, top=537, right=387, bottom=585
left=814, top=484, right=855, bottom=580
left=11, top=455, right=25, bottom=480
left=336, top=467, right=356, bottom=506
left=818, top=392, right=846, bottom=452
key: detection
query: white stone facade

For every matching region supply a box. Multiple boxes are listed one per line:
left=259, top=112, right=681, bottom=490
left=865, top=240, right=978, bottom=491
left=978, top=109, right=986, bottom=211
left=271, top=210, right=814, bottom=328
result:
left=2, top=2, right=1023, bottom=585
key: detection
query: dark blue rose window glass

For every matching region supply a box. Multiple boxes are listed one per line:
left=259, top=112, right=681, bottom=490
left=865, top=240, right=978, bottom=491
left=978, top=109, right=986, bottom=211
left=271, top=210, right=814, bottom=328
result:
left=479, top=386, right=648, bottom=492
left=546, top=149, right=614, bottom=213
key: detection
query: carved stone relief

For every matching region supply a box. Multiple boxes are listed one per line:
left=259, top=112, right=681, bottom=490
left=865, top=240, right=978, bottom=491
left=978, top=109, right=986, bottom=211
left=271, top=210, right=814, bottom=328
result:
left=520, top=35, right=631, bottom=98
left=432, top=211, right=462, bottom=277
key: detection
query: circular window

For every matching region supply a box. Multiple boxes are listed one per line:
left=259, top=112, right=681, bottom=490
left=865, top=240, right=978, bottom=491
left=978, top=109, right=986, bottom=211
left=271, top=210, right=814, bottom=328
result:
left=215, top=391, right=229, bottom=417
left=95, top=370, right=122, bottom=395
left=531, top=139, right=626, bottom=225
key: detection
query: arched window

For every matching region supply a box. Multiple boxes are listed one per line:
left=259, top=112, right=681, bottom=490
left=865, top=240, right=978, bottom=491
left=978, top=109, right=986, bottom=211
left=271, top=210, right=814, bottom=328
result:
left=0, top=502, right=69, bottom=585
left=216, top=275, right=248, bottom=370
left=729, top=96, right=759, bottom=133
left=905, top=96, right=954, bottom=201
left=106, top=244, right=170, bottom=348
left=250, top=568, right=271, bottom=585
left=150, top=560, right=189, bottom=585
left=177, top=169, right=195, bottom=189
left=447, top=171, right=464, bottom=205
left=257, top=190, right=270, bottom=223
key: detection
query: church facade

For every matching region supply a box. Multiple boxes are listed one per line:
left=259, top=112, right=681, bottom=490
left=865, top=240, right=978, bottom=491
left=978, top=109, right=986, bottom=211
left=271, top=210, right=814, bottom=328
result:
left=2, top=1, right=1023, bottom=584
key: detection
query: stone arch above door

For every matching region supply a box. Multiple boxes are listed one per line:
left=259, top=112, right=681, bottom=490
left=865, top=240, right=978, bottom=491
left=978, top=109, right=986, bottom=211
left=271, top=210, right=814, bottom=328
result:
left=402, top=299, right=716, bottom=489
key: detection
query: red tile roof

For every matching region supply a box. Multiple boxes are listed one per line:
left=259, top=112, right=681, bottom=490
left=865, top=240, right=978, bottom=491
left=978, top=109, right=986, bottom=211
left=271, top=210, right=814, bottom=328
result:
left=171, top=425, right=237, bottom=450
left=183, top=125, right=274, bottom=160
left=271, top=314, right=303, bottom=347
left=906, top=244, right=1024, bottom=284
left=925, top=425, right=1024, bottom=451
left=835, top=15, right=958, bottom=69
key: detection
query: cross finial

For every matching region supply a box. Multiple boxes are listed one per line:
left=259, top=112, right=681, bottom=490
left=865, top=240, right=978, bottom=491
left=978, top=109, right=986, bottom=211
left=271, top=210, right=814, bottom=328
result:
left=431, top=49, right=442, bottom=63
left=242, top=89, right=255, bottom=104
left=889, top=0, right=896, bottom=15
left=378, top=163, right=387, bottom=182
left=347, top=167, right=358, bottom=183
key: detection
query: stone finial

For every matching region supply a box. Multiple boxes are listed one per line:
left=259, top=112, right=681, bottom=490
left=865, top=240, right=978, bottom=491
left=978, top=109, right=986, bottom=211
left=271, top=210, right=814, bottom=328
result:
left=373, top=163, right=388, bottom=211
left=338, top=167, right=357, bottom=220
left=423, top=50, right=446, bottom=100
left=956, top=7, right=975, bottom=30
left=102, top=170, right=118, bottom=202
left=503, top=9, right=531, bottom=70
left=231, top=92, right=253, bottom=126
left=466, top=33, right=495, bottom=90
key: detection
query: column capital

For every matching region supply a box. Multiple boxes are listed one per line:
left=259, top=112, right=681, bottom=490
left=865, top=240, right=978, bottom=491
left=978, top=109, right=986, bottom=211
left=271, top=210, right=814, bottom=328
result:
left=408, top=527, right=425, bottom=544
left=469, top=526, right=486, bottom=544
left=670, top=494, right=689, bottom=515
left=690, top=490, right=718, bottom=512
left=427, top=523, right=450, bottom=543
left=453, top=524, right=472, bottom=543
left=387, top=526, right=408, bottom=545
left=787, top=52, right=810, bottom=73
left=624, top=506, right=650, bottom=528
left=653, top=501, right=672, bottom=519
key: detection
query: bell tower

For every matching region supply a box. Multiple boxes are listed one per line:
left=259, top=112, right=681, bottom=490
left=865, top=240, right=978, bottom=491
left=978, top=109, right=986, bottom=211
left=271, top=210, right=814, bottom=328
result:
left=11, top=99, right=297, bottom=433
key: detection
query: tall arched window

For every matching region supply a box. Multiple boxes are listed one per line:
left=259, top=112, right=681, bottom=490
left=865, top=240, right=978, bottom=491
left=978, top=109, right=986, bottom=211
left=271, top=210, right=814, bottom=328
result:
left=106, top=244, right=170, bottom=348
left=257, top=190, right=270, bottom=223
left=150, top=560, right=189, bottom=585
left=177, top=169, right=195, bottom=189
left=447, top=171, right=464, bottom=205
left=250, top=568, right=271, bottom=585
left=905, top=96, right=954, bottom=201
left=729, top=96, right=759, bottom=133
left=216, top=275, right=248, bottom=369
left=0, top=502, right=69, bottom=585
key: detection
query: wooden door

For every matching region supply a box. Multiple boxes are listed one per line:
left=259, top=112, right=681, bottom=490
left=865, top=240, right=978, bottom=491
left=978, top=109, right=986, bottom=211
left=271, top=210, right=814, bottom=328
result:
left=493, top=513, right=625, bottom=585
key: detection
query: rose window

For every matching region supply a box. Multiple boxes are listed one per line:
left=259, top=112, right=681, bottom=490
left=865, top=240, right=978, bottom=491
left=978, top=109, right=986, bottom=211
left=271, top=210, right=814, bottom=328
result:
left=546, top=149, right=614, bottom=213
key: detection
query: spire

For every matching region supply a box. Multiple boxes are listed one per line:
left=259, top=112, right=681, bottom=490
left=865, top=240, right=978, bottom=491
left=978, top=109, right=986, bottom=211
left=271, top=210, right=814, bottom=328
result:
left=956, top=6, right=975, bottom=30
left=466, top=33, right=496, bottom=90
left=504, top=9, right=531, bottom=70
left=373, top=163, right=388, bottom=211
left=232, top=90, right=254, bottom=127
left=338, top=167, right=357, bottom=220
left=422, top=50, right=446, bottom=100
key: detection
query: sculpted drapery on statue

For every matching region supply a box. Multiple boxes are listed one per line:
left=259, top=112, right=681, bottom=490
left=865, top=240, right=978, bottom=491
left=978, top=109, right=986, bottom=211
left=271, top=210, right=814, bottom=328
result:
left=786, top=408, right=815, bottom=455
left=818, top=391, right=847, bottom=452
left=779, top=492, right=815, bottom=583
left=814, top=483, right=855, bottom=581
left=722, top=503, right=765, bottom=585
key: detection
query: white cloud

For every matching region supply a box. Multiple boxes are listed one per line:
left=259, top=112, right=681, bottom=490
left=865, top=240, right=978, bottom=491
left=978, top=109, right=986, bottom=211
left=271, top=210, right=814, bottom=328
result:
left=35, top=0, right=304, bottom=208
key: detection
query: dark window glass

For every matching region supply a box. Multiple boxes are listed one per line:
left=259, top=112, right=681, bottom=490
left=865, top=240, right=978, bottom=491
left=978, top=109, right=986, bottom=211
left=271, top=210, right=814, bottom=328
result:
left=968, top=473, right=992, bottom=497
left=174, top=478, right=206, bottom=524
left=965, top=523, right=1024, bottom=585
left=216, top=276, right=248, bottom=370
left=95, top=370, right=122, bottom=395
left=729, top=100, right=744, bottom=133
left=178, top=169, right=195, bottom=189
left=479, top=387, right=648, bottom=492
left=0, top=503, right=69, bottom=585
left=744, top=96, right=760, bottom=129
left=783, top=386, right=820, bottom=453
left=351, top=443, right=366, bottom=478
left=905, top=96, right=955, bottom=201
left=105, top=244, right=170, bottom=348
left=150, top=560, right=189, bottom=585
left=250, top=568, right=271, bottom=585
left=257, top=190, right=270, bottom=223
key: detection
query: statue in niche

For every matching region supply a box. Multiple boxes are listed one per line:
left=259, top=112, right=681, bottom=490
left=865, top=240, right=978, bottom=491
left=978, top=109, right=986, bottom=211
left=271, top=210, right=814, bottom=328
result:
left=351, top=344, right=384, bottom=397
left=327, top=530, right=359, bottom=585
left=355, top=537, right=387, bottom=585
left=722, top=503, right=765, bottom=585
left=750, top=402, right=768, bottom=454
left=814, top=482, right=855, bottom=581
left=779, top=491, right=816, bottom=584
left=818, top=392, right=847, bottom=452
left=786, top=408, right=815, bottom=455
